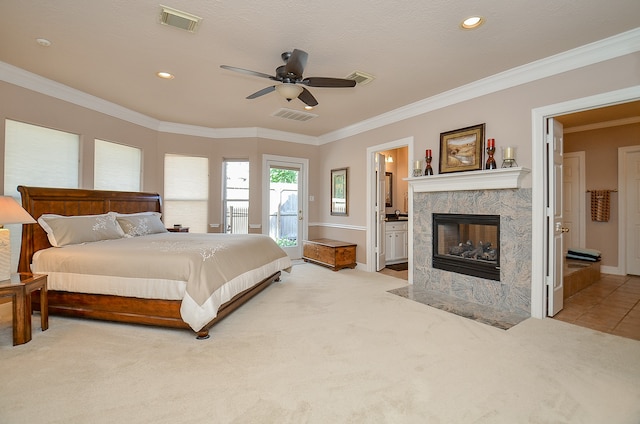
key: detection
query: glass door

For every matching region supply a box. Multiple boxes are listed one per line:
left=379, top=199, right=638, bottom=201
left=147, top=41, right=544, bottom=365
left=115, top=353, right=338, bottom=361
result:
left=263, top=156, right=307, bottom=259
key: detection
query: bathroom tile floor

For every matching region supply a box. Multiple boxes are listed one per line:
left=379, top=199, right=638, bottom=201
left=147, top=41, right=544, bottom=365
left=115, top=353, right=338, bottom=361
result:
left=553, top=274, right=640, bottom=341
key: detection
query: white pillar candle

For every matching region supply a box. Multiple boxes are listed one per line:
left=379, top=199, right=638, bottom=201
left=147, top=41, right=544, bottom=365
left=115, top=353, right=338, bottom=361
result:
left=414, top=160, right=422, bottom=170
left=503, top=147, right=515, bottom=160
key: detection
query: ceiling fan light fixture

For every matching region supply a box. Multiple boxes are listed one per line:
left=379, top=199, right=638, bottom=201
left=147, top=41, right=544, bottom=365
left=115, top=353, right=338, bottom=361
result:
left=275, top=83, right=303, bottom=100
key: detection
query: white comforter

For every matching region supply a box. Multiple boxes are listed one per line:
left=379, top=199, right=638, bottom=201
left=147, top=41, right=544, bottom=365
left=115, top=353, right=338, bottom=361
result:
left=32, top=233, right=292, bottom=331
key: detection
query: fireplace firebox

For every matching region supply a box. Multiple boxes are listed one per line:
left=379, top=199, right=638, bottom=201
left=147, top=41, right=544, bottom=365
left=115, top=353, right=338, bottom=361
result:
left=432, top=213, right=500, bottom=281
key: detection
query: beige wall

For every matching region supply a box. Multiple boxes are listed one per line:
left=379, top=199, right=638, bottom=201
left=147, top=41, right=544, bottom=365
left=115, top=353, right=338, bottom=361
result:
left=1, top=52, right=639, bottom=268
left=317, top=53, right=640, bottom=264
left=0, top=81, right=319, bottom=235
left=564, top=122, right=640, bottom=267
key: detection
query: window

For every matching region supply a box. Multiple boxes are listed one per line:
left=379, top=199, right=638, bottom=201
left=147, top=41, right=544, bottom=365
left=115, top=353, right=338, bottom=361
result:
left=163, top=154, right=208, bottom=233
left=4, top=119, right=80, bottom=271
left=223, top=160, right=249, bottom=234
left=4, top=119, right=79, bottom=197
left=94, top=139, right=141, bottom=191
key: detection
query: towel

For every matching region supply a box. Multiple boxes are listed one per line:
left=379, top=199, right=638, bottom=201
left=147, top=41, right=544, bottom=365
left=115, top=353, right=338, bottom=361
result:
left=567, top=247, right=601, bottom=257
left=590, top=190, right=610, bottom=222
left=566, top=253, right=600, bottom=262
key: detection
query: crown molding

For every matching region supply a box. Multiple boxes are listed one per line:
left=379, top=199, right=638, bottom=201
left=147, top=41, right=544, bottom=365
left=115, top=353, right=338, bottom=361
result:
left=156, top=122, right=318, bottom=144
left=2, top=28, right=639, bottom=144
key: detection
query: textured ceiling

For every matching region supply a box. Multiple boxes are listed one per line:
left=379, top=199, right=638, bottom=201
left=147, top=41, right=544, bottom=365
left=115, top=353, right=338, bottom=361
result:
left=1, top=0, right=639, bottom=137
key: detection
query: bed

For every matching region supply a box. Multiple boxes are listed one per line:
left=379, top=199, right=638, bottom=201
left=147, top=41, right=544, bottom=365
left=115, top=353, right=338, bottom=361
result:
left=17, top=185, right=292, bottom=339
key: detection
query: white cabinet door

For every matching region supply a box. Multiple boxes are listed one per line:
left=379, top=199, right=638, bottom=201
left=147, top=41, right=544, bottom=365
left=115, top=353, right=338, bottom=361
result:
left=385, top=222, right=408, bottom=263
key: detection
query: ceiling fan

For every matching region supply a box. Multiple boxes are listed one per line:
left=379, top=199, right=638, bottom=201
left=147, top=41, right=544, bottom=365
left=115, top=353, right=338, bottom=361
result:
left=220, top=49, right=356, bottom=108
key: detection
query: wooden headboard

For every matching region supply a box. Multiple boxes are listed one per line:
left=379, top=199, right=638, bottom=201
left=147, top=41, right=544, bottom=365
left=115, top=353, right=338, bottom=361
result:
left=17, top=186, right=162, bottom=273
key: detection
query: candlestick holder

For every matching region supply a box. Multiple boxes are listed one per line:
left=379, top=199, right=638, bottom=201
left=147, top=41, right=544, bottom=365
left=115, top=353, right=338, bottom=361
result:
left=485, top=147, right=497, bottom=169
left=424, top=156, right=433, bottom=175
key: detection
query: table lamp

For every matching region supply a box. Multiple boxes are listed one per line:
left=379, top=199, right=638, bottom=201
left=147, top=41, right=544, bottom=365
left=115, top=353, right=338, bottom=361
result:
left=0, top=196, right=36, bottom=280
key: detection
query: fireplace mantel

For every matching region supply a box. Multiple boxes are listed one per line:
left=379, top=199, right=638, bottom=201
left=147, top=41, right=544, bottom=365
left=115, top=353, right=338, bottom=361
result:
left=407, top=167, right=530, bottom=193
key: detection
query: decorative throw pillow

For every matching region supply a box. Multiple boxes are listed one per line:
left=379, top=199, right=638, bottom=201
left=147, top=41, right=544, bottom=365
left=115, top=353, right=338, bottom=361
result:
left=116, top=212, right=168, bottom=237
left=38, top=212, right=125, bottom=247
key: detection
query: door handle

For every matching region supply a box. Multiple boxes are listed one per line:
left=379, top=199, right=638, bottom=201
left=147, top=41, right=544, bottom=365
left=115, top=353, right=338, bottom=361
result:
left=298, top=210, right=303, bottom=221
left=555, top=222, right=569, bottom=233
left=561, top=227, right=570, bottom=233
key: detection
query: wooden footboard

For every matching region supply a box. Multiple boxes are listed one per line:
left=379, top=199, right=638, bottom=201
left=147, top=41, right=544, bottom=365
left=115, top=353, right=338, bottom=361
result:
left=31, top=271, right=281, bottom=338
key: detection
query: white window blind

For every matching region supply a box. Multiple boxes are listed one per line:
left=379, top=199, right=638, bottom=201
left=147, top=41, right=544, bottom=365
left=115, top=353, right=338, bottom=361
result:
left=4, top=119, right=80, bottom=271
left=164, top=154, right=209, bottom=233
left=4, top=119, right=79, bottom=197
left=94, top=139, right=141, bottom=191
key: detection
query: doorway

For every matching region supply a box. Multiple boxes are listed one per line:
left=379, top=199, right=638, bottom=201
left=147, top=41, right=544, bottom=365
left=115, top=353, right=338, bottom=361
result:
left=262, top=154, right=309, bottom=259
left=366, top=137, right=414, bottom=275
left=531, top=86, right=640, bottom=319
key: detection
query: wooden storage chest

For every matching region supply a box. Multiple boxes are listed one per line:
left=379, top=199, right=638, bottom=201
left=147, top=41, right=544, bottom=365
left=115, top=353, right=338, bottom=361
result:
left=302, top=239, right=357, bottom=271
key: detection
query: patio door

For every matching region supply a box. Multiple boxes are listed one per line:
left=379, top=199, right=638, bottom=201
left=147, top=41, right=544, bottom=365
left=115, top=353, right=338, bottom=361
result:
left=263, top=155, right=308, bottom=259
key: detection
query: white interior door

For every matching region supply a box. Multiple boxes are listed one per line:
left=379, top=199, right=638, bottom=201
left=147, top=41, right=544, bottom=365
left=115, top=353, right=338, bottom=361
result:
left=626, top=149, right=640, bottom=275
left=563, top=152, right=585, bottom=249
left=376, top=153, right=386, bottom=271
left=547, top=118, right=565, bottom=316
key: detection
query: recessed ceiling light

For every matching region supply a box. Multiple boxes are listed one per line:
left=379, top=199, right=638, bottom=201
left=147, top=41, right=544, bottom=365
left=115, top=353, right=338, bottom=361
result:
left=156, top=71, right=174, bottom=79
left=35, top=38, right=51, bottom=47
left=461, top=16, right=484, bottom=29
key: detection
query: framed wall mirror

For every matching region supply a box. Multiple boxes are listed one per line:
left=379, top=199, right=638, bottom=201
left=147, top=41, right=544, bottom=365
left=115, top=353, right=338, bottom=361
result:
left=331, top=167, right=348, bottom=216
left=385, top=172, right=392, bottom=207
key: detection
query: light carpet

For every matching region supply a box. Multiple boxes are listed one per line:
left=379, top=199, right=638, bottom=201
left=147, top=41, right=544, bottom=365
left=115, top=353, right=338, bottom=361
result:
left=0, top=263, right=639, bottom=423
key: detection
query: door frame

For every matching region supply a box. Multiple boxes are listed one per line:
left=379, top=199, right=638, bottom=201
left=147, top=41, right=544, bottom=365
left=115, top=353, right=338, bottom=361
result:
left=531, top=85, right=640, bottom=319
left=366, top=137, right=414, bottom=274
left=261, top=154, right=309, bottom=259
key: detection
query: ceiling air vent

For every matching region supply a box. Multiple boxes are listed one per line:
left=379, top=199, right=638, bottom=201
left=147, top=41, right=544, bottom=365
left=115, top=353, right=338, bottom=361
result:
left=272, top=108, right=318, bottom=122
left=159, top=5, right=202, bottom=33
left=345, top=70, right=375, bottom=85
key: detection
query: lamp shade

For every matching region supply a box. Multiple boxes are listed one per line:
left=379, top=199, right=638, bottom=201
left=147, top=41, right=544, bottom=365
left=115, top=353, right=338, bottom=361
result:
left=0, top=196, right=36, bottom=225
left=275, top=83, right=303, bottom=100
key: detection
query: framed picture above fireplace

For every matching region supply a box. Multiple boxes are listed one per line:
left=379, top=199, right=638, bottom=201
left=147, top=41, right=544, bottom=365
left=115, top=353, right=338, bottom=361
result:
left=439, top=123, right=485, bottom=174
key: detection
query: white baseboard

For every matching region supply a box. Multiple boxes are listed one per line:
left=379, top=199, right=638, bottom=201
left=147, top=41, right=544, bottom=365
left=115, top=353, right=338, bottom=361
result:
left=600, top=265, right=624, bottom=275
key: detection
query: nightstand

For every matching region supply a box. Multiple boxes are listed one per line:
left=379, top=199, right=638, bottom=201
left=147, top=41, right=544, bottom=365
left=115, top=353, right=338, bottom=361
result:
left=0, top=273, right=48, bottom=345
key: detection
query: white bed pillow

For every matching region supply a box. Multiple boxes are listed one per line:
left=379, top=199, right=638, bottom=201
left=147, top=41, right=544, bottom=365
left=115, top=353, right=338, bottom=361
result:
left=38, top=212, right=125, bottom=247
left=115, top=212, right=168, bottom=237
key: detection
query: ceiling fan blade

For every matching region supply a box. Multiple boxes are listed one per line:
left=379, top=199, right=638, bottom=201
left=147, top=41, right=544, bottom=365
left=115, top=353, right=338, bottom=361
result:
left=298, top=87, right=318, bottom=107
left=302, top=77, right=356, bottom=88
left=246, top=86, right=276, bottom=99
left=220, top=65, right=276, bottom=81
left=285, top=49, right=308, bottom=79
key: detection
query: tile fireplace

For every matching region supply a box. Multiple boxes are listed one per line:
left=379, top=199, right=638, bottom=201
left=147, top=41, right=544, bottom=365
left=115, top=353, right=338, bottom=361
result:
left=409, top=168, right=532, bottom=317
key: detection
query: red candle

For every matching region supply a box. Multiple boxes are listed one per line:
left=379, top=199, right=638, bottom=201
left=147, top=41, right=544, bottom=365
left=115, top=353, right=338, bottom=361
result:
left=487, top=139, right=495, bottom=148
left=426, top=149, right=432, bottom=157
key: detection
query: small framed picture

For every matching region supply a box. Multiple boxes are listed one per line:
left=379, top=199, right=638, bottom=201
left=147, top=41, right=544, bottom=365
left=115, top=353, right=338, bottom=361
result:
left=330, top=167, right=348, bottom=216
left=439, top=123, right=485, bottom=174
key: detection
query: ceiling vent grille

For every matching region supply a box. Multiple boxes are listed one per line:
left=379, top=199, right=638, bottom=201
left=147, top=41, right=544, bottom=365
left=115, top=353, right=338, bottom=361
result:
left=159, top=5, right=202, bottom=33
left=272, top=108, right=318, bottom=122
left=345, top=70, right=375, bottom=85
